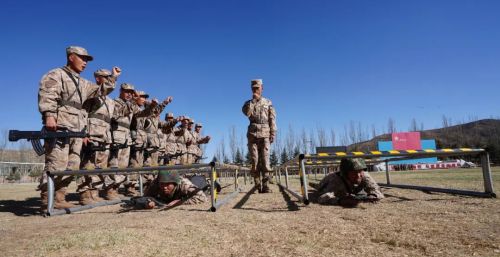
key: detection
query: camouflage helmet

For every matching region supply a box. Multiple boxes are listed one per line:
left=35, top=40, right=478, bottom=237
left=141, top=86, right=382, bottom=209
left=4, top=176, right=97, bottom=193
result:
left=340, top=158, right=367, bottom=176
left=158, top=170, right=181, bottom=184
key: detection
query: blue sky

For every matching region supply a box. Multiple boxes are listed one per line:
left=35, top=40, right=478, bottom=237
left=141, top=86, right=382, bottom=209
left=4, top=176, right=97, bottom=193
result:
left=1, top=0, right=499, bottom=158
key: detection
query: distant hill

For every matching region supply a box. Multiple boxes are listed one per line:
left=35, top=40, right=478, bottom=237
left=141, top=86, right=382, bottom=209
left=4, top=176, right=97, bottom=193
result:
left=348, top=119, right=500, bottom=161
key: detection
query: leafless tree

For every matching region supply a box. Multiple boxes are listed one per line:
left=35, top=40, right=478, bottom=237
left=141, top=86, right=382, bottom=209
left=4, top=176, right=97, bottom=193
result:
left=329, top=128, right=336, bottom=146
left=308, top=129, right=317, bottom=153
left=228, top=126, right=237, bottom=162
left=387, top=118, right=396, bottom=134
left=300, top=128, right=308, bottom=154
left=371, top=124, right=377, bottom=139
left=316, top=125, right=327, bottom=147
left=410, top=118, right=418, bottom=131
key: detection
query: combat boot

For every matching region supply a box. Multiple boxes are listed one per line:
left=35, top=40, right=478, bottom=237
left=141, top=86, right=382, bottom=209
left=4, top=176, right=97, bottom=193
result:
left=125, top=185, right=138, bottom=197
left=40, top=190, right=48, bottom=213
left=261, top=183, right=273, bottom=193
left=79, top=190, right=96, bottom=205
left=90, top=189, right=105, bottom=202
left=54, top=188, right=76, bottom=209
left=253, top=177, right=262, bottom=193
left=104, top=186, right=121, bottom=200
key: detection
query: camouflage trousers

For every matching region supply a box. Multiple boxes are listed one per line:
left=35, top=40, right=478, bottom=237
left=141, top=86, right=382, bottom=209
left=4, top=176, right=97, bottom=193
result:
left=106, top=146, right=130, bottom=188
left=77, top=148, right=109, bottom=192
left=39, top=137, right=83, bottom=191
left=247, top=135, right=271, bottom=182
left=144, top=151, right=159, bottom=167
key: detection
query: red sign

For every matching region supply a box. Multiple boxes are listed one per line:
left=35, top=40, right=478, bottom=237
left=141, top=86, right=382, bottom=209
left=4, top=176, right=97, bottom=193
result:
left=392, top=132, right=421, bottom=150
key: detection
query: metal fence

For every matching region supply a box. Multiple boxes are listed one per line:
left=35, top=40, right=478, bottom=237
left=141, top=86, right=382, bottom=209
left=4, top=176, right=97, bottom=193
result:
left=276, top=148, right=496, bottom=203
left=45, top=162, right=250, bottom=216
left=0, top=161, right=44, bottom=183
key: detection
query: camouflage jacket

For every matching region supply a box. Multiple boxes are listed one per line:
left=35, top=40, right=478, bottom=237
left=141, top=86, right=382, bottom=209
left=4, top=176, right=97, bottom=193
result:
left=242, top=97, right=277, bottom=138
left=83, top=95, right=115, bottom=143
left=159, top=119, right=178, bottom=155
left=145, top=177, right=207, bottom=205
left=317, top=171, right=384, bottom=205
left=38, top=66, right=116, bottom=132
left=111, top=98, right=156, bottom=144
left=175, top=126, right=193, bottom=154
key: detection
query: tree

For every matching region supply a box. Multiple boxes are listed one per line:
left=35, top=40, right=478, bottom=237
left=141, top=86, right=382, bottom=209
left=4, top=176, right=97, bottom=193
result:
left=280, top=148, right=288, bottom=164
left=270, top=150, right=279, bottom=167
left=245, top=150, right=251, bottom=165
left=234, top=149, right=244, bottom=164
left=410, top=118, right=418, bottom=131
left=387, top=118, right=396, bottom=134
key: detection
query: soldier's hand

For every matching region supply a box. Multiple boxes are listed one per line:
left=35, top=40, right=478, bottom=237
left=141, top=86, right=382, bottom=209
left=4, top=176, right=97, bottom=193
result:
left=112, top=66, right=122, bottom=77
left=145, top=199, right=156, bottom=209
left=45, top=116, right=57, bottom=131
left=162, top=96, right=173, bottom=105
left=82, top=137, right=90, bottom=146
left=205, top=136, right=211, bottom=142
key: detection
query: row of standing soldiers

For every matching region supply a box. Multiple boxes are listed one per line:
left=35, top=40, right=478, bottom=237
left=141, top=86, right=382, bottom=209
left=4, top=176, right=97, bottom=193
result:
left=37, top=46, right=210, bottom=212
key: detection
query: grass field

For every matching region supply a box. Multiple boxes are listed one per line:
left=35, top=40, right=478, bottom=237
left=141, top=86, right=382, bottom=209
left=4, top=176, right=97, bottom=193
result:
left=0, top=168, right=499, bottom=257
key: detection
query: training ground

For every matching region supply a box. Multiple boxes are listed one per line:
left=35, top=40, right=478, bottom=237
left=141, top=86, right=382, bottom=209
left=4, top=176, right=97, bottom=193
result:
left=0, top=168, right=499, bottom=257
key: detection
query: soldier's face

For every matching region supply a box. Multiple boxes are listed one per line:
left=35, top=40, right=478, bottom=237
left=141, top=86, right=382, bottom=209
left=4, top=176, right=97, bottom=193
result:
left=136, top=96, right=146, bottom=106
left=95, top=76, right=105, bottom=85
left=160, top=182, right=176, bottom=195
left=68, top=54, right=88, bottom=73
left=195, top=127, right=201, bottom=133
left=252, top=86, right=262, bottom=99
left=347, top=170, right=364, bottom=184
left=120, top=90, right=133, bottom=101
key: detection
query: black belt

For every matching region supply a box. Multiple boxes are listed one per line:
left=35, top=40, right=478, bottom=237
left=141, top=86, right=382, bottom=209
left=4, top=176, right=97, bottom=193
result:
left=60, top=100, right=82, bottom=109
left=89, top=113, right=111, bottom=123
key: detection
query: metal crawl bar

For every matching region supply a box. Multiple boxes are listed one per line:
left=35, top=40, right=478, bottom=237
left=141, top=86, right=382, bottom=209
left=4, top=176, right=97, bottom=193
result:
left=46, top=162, right=247, bottom=216
left=276, top=154, right=310, bottom=205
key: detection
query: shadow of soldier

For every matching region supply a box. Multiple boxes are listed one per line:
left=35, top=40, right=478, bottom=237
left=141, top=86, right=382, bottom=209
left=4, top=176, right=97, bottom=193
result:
left=0, top=197, right=41, bottom=216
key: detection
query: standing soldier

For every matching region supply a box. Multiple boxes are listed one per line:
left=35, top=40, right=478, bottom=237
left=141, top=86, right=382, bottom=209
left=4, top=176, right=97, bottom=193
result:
left=242, top=79, right=277, bottom=193
left=192, top=123, right=211, bottom=163
left=106, top=84, right=158, bottom=199
left=175, top=116, right=194, bottom=165
left=38, top=46, right=120, bottom=211
left=144, top=96, right=172, bottom=167
left=78, top=69, right=117, bottom=205
left=161, top=113, right=181, bottom=165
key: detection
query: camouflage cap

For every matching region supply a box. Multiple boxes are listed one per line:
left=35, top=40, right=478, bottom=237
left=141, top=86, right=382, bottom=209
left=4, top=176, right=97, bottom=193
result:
left=66, top=46, right=94, bottom=61
left=136, top=90, right=149, bottom=98
left=166, top=112, right=174, bottom=119
left=251, top=79, right=263, bottom=88
left=340, top=158, right=367, bottom=175
left=94, top=69, right=111, bottom=77
left=158, top=170, right=181, bottom=184
left=189, top=119, right=194, bottom=124
left=182, top=116, right=191, bottom=121
left=195, top=123, right=202, bottom=127
left=120, top=83, right=135, bottom=91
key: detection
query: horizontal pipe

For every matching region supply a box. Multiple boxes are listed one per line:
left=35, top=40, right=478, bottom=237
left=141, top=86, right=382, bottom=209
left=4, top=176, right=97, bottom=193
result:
left=378, top=183, right=496, bottom=198
left=277, top=183, right=304, bottom=202
left=305, top=149, right=484, bottom=161
left=212, top=188, right=241, bottom=212
left=47, top=199, right=124, bottom=216
left=50, top=163, right=213, bottom=176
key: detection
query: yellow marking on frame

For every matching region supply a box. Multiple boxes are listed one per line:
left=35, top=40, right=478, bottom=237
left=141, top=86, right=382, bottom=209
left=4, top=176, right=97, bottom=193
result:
left=306, top=161, right=314, bottom=165
left=460, top=148, right=472, bottom=151
left=442, top=149, right=454, bottom=152
left=336, top=152, right=346, bottom=156
left=371, top=151, right=382, bottom=155
left=389, top=150, right=400, bottom=154
left=353, top=152, right=364, bottom=155
left=318, top=153, right=329, bottom=157
left=316, top=161, right=323, bottom=164
left=424, top=149, right=435, bottom=153
left=406, top=150, right=417, bottom=153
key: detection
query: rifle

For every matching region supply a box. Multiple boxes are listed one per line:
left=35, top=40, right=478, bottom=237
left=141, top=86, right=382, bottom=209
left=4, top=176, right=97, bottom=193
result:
left=9, top=127, right=89, bottom=156
left=158, top=152, right=184, bottom=164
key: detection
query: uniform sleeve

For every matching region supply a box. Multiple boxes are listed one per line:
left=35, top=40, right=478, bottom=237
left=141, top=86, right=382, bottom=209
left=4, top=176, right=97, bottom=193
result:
left=242, top=100, right=254, bottom=117
left=84, top=75, right=116, bottom=99
left=179, top=178, right=207, bottom=205
left=38, top=71, right=61, bottom=118
left=268, top=100, right=277, bottom=136
left=133, top=102, right=157, bottom=118
left=362, top=173, right=385, bottom=199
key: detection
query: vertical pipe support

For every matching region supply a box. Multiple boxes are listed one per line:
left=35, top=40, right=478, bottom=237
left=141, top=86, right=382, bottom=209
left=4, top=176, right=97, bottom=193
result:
left=481, top=152, right=496, bottom=197
left=138, top=173, right=144, bottom=196
left=244, top=170, right=247, bottom=185
left=210, top=162, right=217, bottom=212
left=235, top=169, right=239, bottom=191
left=385, top=160, right=391, bottom=185
left=299, top=154, right=310, bottom=205
left=47, top=172, right=55, bottom=215
left=285, top=166, right=289, bottom=189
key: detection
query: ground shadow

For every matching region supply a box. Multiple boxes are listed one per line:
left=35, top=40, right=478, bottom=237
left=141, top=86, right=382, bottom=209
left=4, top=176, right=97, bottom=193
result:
left=0, top=197, right=41, bottom=216
left=278, top=185, right=299, bottom=211
left=232, top=186, right=257, bottom=209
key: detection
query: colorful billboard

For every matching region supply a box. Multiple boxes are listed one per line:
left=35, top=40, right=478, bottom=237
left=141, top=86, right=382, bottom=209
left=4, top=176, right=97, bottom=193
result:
left=392, top=132, right=422, bottom=150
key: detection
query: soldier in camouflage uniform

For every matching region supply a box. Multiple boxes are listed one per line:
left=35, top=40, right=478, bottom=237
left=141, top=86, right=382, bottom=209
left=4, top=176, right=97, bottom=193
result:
left=78, top=68, right=117, bottom=205
left=242, top=79, right=277, bottom=193
left=142, top=170, right=207, bottom=209
left=192, top=123, right=211, bottom=163
left=175, top=116, right=194, bottom=165
left=144, top=97, right=172, bottom=167
left=38, top=46, right=120, bottom=211
left=316, top=158, right=384, bottom=207
left=106, top=84, right=158, bottom=199
left=160, top=113, right=181, bottom=165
